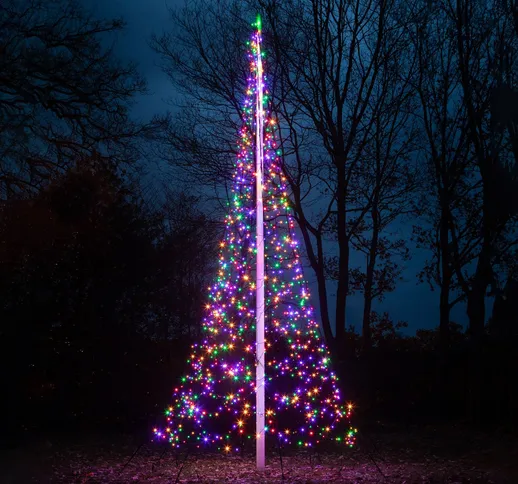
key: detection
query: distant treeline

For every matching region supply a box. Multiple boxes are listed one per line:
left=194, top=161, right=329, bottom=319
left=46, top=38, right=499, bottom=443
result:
left=0, top=162, right=516, bottom=442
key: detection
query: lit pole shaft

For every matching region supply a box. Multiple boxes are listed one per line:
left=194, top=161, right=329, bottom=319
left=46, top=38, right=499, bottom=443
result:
left=254, top=24, right=265, bottom=471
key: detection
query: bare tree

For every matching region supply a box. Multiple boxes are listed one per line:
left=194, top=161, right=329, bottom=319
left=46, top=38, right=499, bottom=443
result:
left=410, top=0, right=474, bottom=349
left=151, top=0, right=419, bottom=358
left=340, top=48, right=418, bottom=352
left=408, top=0, right=518, bottom=348
left=260, top=0, right=419, bottom=354
left=0, top=0, right=162, bottom=198
left=451, top=0, right=518, bottom=340
left=150, top=1, right=250, bottom=187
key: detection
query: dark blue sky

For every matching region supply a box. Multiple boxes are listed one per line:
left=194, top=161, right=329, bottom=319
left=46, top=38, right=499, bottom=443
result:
left=84, top=0, right=176, bottom=120
left=83, top=0, right=474, bottom=334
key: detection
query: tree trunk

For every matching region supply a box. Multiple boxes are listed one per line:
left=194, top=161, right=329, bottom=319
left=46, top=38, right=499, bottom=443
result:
left=466, top=281, right=486, bottom=341
left=361, top=277, right=373, bottom=353
left=466, top=245, right=490, bottom=423
left=466, top=201, right=492, bottom=341
left=315, top=259, right=334, bottom=349
left=439, top=208, right=451, bottom=349
left=335, top=161, right=349, bottom=348
left=293, top=191, right=335, bottom=351
left=362, top=208, right=379, bottom=354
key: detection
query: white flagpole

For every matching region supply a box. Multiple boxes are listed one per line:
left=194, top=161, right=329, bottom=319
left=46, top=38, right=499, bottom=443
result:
left=255, top=21, right=266, bottom=471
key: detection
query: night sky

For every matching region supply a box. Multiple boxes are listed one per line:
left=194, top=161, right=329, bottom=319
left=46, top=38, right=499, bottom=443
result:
left=83, top=0, right=475, bottom=335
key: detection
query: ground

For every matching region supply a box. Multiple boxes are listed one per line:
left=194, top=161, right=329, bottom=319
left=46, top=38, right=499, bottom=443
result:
left=1, top=425, right=517, bottom=483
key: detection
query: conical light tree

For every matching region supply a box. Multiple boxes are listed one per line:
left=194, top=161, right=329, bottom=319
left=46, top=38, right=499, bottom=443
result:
left=154, top=18, right=356, bottom=462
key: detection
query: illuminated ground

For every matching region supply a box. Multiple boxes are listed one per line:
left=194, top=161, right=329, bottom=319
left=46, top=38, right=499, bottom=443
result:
left=2, top=426, right=517, bottom=483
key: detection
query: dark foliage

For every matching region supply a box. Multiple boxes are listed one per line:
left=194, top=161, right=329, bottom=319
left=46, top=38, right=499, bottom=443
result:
left=345, top=325, right=518, bottom=428
left=0, top=158, right=219, bottom=442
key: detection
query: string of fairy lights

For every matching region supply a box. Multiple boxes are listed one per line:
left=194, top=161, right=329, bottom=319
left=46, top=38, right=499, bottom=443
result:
left=154, top=20, right=357, bottom=453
